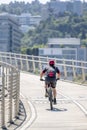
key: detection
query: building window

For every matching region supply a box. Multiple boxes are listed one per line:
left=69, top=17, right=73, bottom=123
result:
left=39, top=50, right=44, bottom=55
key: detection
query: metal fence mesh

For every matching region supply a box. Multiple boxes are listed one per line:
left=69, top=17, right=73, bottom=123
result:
left=0, top=62, right=20, bottom=128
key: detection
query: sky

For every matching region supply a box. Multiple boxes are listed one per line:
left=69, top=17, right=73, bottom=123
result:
left=0, top=0, right=86, bottom=4
left=0, top=0, right=50, bottom=4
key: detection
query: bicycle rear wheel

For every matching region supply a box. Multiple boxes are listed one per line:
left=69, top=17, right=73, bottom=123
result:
left=49, top=88, right=53, bottom=110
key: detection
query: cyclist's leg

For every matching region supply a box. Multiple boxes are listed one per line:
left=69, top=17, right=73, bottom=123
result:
left=45, top=78, right=48, bottom=97
left=45, top=77, right=52, bottom=97
left=53, top=88, right=57, bottom=104
left=53, top=88, right=57, bottom=98
left=45, top=80, right=48, bottom=97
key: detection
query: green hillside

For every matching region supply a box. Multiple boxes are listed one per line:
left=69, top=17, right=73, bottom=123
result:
left=21, top=12, right=87, bottom=51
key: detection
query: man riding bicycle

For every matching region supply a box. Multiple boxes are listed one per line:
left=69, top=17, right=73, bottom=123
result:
left=40, top=60, right=60, bottom=104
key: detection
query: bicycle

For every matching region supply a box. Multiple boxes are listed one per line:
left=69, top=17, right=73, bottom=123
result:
left=41, top=78, right=59, bottom=110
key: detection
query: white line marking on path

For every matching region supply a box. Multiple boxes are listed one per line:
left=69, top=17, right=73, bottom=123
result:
left=20, top=93, right=37, bottom=130
left=58, top=91, right=87, bottom=115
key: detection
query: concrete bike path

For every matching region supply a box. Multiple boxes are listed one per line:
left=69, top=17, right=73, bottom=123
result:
left=19, top=72, right=87, bottom=130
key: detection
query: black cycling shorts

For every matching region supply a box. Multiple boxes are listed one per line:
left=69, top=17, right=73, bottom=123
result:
left=45, top=77, right=56, bottom=88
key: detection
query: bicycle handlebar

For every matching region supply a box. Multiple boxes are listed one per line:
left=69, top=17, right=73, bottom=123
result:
left=40, top=79, right=45, bottom=81
left=40, top=78, right=60, bottom=81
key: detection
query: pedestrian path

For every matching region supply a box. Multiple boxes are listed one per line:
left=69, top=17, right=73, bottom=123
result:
left=17, top=72, right=87, bottom=130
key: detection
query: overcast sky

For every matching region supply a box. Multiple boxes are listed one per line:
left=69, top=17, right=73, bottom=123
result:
left=0, top=0, right=87, bottom=4
left=0, top=0, right=50, bottom=4
left=0, top=0, right=86, bottom=4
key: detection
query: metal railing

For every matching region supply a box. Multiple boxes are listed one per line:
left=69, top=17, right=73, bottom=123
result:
left=0, top=61, right=20, bottom=128
left=0, top=52, right=87, bottom=84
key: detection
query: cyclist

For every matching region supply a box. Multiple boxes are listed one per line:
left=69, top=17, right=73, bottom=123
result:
left=40, top=60, right=60, bottom=104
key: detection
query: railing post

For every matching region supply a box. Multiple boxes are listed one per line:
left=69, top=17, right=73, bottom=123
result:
left=72, top=60, right=76, bottom=79
left=26, top=55, right=29, bottom=71
left=10, top=54, right=12, bottom=65
left=15, top=71, right=20, bottom=118
left=0, top=55, right=2, bottom=62
left=46, top=56, right=49, bottom=66
left=0, top=53, right=2, bottom=61
left=20, top=54, right=23, bottom=70
left=5, top=55, right=8, bottom=63
left=15, top=54, right=18, bottom=68
left=39, top=57, right=42, bottom=72
left=63, top=60, right=67, bottom=79
left=81, top=62, right=85, bottom=81
left=1, top=66, right=6, bottom=128
left=8, top=68, right=13, bottom=123
left=32, top=55, right=35, bottom=73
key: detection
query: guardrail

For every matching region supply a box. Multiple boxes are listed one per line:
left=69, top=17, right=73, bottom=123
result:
left=0, top=52, right=87, bottom=84
left=0, top=61, right=20, bottom=129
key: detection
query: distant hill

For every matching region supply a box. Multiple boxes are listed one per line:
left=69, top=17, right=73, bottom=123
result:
left=21, top=12, right=87, bottom=50
left=0, top=1, right=43, bottom=15
left=0, top=1, right=87, bottom=54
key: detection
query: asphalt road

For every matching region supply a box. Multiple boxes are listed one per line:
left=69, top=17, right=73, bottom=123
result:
left=19, top=72, right=87, bottom=130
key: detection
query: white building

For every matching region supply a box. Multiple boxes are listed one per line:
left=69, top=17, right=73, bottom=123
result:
left=17, top=13, right=31, bottom=25
left=39, top=38, right=87, bottom=61
left=48, top=38, right=80, bottom=48
left=39, top=48, right=78, bottom=60
left=17, top=13, right=42, bottom=33
left=29, top=15, right=41, bottom=26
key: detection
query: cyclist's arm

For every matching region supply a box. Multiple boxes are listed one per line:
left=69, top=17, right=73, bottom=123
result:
left=56, top=68, right=61, bottom=79
left=40, top=72, right=44, bottom=79
left=40, top=68, right=47, bottom=79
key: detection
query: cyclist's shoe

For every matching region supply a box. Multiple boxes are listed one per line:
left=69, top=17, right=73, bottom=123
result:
left=54, top=98, right=57, bottom=104
left=48, top=97, right=54, bottom=101
left=45, top=92, right=48, bottom=97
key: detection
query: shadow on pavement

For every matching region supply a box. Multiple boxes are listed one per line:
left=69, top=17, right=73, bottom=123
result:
left=46, top=108, right=67, bottom=112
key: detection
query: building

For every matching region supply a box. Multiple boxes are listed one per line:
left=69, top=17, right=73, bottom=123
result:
left=48, top=38, right=80, bottom=48
left=17, top=13, right=31, bottom=26
left=20, top=25, right=35, bottom=33
left=48, top=0, right=83, bottom=16
left=39, top=47, right=78, bottom=60
left=29, top=15, right=41, bottom=26
left=18, top=13, right=41, bottom=26
left=77, top=47, right=87, bottom=61
left=0, top=13, right=22, bottom=53
left=48, top=1, right=67, bottom=15
left=39, top=38, right=87, bottom=61
left=73, top=0, right=83, bottom=15
left=17, top=13, right=42, bottom=33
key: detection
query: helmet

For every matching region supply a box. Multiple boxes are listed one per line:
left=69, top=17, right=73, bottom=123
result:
left=49, top=60, right=55, bottom=66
